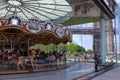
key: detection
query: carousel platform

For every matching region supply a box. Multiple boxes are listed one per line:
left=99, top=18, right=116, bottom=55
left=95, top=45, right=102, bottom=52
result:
left=0, top=62, right=69, bottom=75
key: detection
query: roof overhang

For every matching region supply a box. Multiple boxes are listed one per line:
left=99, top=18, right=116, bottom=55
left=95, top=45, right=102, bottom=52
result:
left=63, top=0, right=115, bottom=26
left=92, top=0, right=115, bottom=19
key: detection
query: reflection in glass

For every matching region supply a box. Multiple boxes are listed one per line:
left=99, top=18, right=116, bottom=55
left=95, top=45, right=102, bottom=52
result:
left=7, top=17, right=21, bottom=26
left=56, top=28, right=64, bottom=37
left=44, top=23, right=53, bottom=30
left=11, top=18, right=18, bottom=25
left=46, top=24, right=52, bottom=30
left=28, top=22, right=39, bottom=30
left=65, top=30, right=69, bottom=35
left=27, top=22, right=40, bottom=33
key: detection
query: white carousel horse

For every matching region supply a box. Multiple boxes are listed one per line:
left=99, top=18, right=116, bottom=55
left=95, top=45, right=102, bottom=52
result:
left=29, top=50, right=37, bottom=69
left=17, top=56, right=25, bottom=70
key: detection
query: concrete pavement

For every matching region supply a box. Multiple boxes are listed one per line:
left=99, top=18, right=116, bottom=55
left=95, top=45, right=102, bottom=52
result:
left=0, top=62, right=94, bottom=80
left=74, top=62, right=115, bottom=80
left=92, top=66, right=120, bottom=80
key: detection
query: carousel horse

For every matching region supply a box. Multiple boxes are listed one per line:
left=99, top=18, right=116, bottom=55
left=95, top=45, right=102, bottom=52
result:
left=17, top=56, right=25, bottom=70
left=9, top=50, right=25, bottom=70
left=29, top=49, right=37, bottom=69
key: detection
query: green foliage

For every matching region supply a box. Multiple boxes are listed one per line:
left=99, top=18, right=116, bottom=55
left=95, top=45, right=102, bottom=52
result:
left=47, top=44, right=55, bottom=52
left=86, top=49, right=93, bottom=54
left=66, top=43, right=86, bottom=53
left=29, top=43, right=87, bottom=53
left=57, top=43, right=66, bottom=52
left=66, top=43, right=78, bottom=52
left=29, top=46, right=36, bottom=49
left=77, top=45, right=86, bottom=52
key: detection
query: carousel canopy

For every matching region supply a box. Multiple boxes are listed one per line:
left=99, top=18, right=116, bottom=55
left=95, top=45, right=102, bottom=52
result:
left=0, top=0, right=72, bottom=23
left=0, top=16, right=72, bottom=45
left=0, top=0, right=72, bottom=46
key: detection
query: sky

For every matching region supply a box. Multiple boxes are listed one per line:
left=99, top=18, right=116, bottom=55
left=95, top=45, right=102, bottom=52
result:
left=116, top=0, right=120, bottom=3
left=71, top=23, right=93, bottom=50
left=72, top=34, right=93, bottom=50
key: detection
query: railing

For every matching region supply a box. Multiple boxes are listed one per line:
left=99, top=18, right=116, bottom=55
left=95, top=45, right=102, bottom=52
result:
left=0, top=56, right=69, bottom=74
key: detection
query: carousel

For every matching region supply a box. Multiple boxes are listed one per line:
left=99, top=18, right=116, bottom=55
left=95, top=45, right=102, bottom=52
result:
left=0, top=0, right=72, bottom=74
left=0, top=16, right=72, bottom=50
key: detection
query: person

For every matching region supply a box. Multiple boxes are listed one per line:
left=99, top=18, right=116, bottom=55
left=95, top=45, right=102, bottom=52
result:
left=94, top=52, right=100, bottom=72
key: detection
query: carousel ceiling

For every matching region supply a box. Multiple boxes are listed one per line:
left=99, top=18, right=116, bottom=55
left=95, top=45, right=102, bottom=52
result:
left=0, top=0, right=72, bottom=23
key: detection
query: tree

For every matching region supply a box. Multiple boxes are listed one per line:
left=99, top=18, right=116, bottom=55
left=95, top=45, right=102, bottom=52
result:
left=66, top=43, right=86, bottom=53
left=29, top=44, right=47, bottom=52
left=57, top=43, right=66, bottom=52
left=87, top=49, right=93, bottom=54
left=77, top=45, right=86, bottom=53
left=29, top=43, right=87, bottom=54
left=47, top=44, right=55, bottom=52
left=66, top=43, right=78, bottom=52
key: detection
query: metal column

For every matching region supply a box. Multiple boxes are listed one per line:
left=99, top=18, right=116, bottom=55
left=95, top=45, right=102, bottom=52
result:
left=100, top=11, right=106, bottom=64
